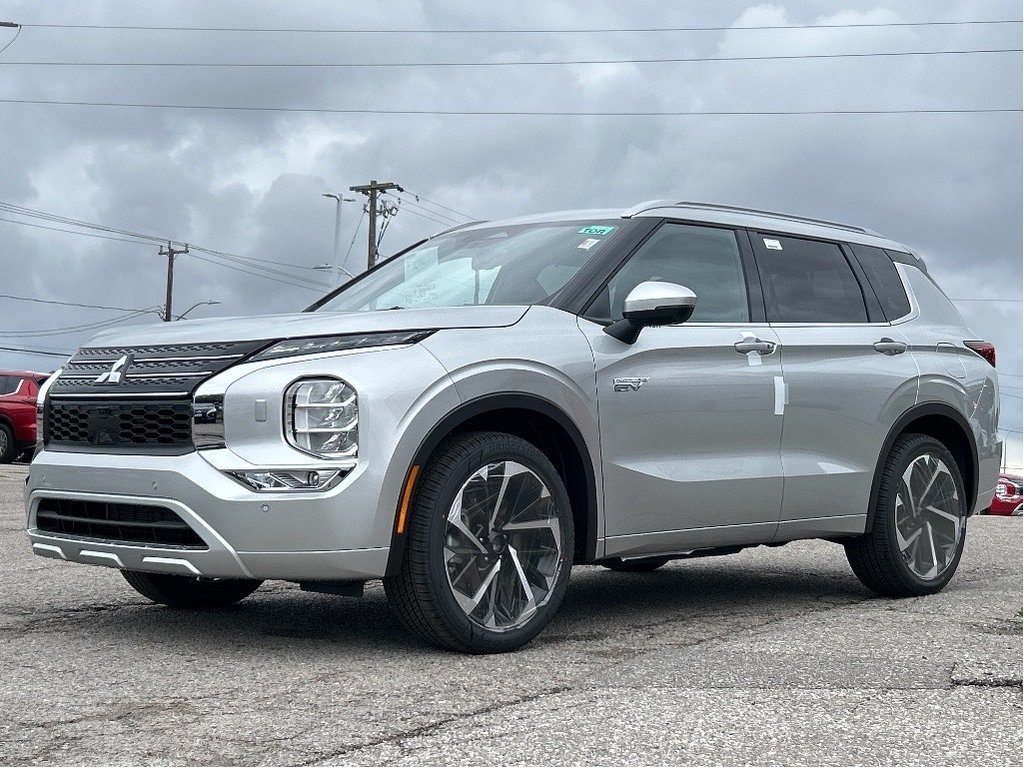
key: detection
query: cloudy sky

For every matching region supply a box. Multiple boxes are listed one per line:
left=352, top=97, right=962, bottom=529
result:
left=0, top=0, right=1021, bottom=465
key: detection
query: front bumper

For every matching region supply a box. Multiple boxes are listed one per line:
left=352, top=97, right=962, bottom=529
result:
left=25, top=449, right=390, bottom=580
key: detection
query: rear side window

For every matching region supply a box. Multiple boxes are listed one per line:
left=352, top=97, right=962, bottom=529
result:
left=849, top=244, right=912, bottom=320
left=0, top=377, right=17, bottom=395
left=588, top=223, right=748, bottom=322
left=753, top=234, right=868, bottom=323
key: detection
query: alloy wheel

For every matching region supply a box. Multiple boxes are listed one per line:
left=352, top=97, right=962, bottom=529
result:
left=443, top=460, right=564, bottom=632
left=894, top=453, right=964, bottom=580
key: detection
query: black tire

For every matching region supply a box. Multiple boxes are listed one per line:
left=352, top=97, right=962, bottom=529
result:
left=602, top=556, right=671, bottom=572
left=0, top=423, right=15, bottom=464
left=122, top=570, right=263, bottom=608
left=845, top=433, right=967, bottom=597
left=384, top=431, right=574, bottom=654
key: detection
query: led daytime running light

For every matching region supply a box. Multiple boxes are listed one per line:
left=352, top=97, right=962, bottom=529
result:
left=253, top=330, right=434, bottom=361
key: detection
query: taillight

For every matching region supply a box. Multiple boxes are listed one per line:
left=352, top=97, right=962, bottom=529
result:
left=964, top=340, right=996, bottom=367
left=996, top=481, right=1018, bottom=501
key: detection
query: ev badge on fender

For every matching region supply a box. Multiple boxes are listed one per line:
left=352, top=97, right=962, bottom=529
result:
left=613, top=376, right=649, bottom=392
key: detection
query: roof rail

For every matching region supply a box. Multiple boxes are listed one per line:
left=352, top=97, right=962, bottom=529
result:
left=627, top=200, right=878, bottom=236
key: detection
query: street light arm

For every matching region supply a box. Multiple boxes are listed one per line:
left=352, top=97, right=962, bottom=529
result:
left=175, top=300, right=221, bottom=320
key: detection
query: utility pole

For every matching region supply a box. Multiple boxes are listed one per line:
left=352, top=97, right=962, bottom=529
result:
left=158, top=241, right=189, bottom=322
left=349, top=180, right=402, bottom=270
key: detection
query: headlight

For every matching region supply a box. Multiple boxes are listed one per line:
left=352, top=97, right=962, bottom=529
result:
left=285, top=378, right=358, bottom=459
left=252, top=330, right=434, bottom=362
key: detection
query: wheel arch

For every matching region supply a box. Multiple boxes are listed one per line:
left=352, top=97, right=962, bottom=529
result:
left=866, top=401, right=979, bottom=530
left=385, top=393, right=599, bottom=575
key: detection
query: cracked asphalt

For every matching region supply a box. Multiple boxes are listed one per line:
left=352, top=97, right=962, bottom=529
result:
left=1, top=463, right=1021, bottom=766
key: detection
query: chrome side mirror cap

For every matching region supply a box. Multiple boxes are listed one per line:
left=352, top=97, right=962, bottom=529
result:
left=604, top=281, right=697, bottom=344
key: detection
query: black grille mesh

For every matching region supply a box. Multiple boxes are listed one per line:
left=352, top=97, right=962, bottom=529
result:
left=35, top=497, right=207, bottom=548
left=47, top=401, right=193, bottom=450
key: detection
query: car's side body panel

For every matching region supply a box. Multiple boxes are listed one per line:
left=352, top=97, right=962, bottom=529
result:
left=768, top=322, right=920, bottom=528
left=419, top=306, right=605, bottom=553
left=581, top=318, right=785, bottom=557
left=894, top=266, right=1001, bottom=514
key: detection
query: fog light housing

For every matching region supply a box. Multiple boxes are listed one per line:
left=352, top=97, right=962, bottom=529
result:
left=229, top=468, right=345, bottom=492
left=285, top=378, right=358, bottom=459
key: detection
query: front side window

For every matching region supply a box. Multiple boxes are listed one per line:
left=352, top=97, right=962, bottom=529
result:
left=754, top=234, right=868, bottom=323
left=587, top=223, right=748, bottom=323
left=314, top=220, right=625, bottom=312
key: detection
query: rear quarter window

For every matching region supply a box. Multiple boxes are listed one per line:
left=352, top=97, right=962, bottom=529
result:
left=849, top=244, right=912, bottom=320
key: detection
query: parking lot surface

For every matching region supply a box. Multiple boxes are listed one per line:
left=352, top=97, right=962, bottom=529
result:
left=0, top=463, right=1020, bottom=766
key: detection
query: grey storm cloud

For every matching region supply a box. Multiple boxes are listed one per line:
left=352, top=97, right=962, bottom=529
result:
left=0, top=0, right=1021, bottom=460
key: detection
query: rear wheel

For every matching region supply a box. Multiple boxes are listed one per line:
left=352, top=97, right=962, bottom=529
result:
left=385, top=431, right=574, bottom=653
left=122, top=570, right=263, bottom=608
left=846, top=434, right=967, bottom=597
left=0, top=424, right=15, bottom=464
left=602, top=556, right=671, bottom=572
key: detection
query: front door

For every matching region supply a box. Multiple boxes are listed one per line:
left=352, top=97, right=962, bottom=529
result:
left=579, top=221, right=786, bottom=558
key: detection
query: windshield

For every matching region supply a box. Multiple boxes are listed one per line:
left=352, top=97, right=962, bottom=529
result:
left=314, top=220, right=624, bottom=312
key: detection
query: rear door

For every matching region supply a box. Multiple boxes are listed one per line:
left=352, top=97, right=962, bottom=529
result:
left=580, top=221, right=786, bottom=557
left=750, top=232, right=919, bottom=538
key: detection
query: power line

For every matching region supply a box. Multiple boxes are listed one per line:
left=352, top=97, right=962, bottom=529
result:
left=400, top=189, right=476, bottom=221
left=0, top=201, right=168, bottom=244
left=4, top=48, right=1020, bottom=67
left=394, top=204, right=458, bottom=228
left=14, top=19, right=1022, bottom=34
left=187, top=252, right=327, bottom=293
left=0, top=215, right=155, bottom=245
left=0, top=346, right=72, bottom=359
left=0, top=199, right=330, bottom=290
left=382, top=192, right=461, bottom=226
left=0, top=308, right=159, bottom=337
left=0, top=293, right=151, bottom=312
left=1, top=99, right=1017, bottom=117
left=188, top=245, right=330, bottom=288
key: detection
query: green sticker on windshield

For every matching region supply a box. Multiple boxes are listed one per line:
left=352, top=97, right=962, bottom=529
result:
left=578, top=225, right=616, bottom=236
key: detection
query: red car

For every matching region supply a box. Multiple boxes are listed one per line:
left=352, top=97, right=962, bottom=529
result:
left=0, top=370, right=50, bottom=463
left=989, top=473, right=1023, bottom=516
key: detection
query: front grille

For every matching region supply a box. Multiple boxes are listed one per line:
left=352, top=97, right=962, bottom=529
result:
left=44, top=339, right=267, bottom=453
left=35, top=498, right=208, bottom=548
left=51, top=340, right=267, bottom=396
left=47, top=400, right=194, bottom=452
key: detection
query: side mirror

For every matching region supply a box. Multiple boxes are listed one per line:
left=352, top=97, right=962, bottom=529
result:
left=603, top=281, right=697, bottom=344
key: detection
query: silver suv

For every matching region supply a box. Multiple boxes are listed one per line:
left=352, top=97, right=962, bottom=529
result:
left=26, top=201, right=1001, bottom=653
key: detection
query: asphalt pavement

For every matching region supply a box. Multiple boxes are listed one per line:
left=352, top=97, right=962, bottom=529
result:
left=0, top=462, right=1020, bottom=766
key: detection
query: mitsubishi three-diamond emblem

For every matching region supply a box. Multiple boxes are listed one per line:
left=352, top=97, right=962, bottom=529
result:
left=94, top=354, right=133, bottom=384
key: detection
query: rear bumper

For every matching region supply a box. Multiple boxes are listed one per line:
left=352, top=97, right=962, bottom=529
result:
left=25, top=449, right=392, bottom=580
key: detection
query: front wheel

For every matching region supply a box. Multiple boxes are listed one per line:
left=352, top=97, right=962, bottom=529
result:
left=122, top=570, right=263, bottom=608
left=845, top=433, right=967, bottom=597
left=385, top=432, right=574, bottom=653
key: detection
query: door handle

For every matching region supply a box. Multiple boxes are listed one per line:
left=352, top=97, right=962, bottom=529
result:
left=734, top=338, right=777, bottom=355
left=873, top=337, right=908, bottom=355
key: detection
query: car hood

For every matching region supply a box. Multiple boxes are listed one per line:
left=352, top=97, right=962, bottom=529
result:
left=83, top=306, right=529, bottom=348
